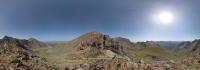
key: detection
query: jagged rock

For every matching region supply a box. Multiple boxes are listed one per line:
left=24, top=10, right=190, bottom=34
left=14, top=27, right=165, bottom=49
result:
left=0, top=36, right=57, bottom=70
left=73, top=32, right=132, bottom=55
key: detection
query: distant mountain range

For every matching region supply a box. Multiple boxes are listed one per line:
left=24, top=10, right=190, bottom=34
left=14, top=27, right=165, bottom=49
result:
left=156, top=40, right=200, bottom=54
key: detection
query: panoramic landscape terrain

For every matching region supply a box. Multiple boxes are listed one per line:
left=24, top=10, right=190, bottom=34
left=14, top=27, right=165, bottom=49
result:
left=0, top=0, right=200, bottom=70
left=1, top=32, right=200, bottom=70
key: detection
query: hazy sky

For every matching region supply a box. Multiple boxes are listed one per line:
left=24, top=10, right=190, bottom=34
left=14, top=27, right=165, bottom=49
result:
left=0, top=0, right=199, bottom=41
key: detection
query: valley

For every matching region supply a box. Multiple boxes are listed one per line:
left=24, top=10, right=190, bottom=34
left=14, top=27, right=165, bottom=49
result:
left=0, top=32, right=200, bottom=70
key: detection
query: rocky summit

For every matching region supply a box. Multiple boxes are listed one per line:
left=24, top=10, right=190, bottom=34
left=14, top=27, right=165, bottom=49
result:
left=71, top=32, right=159, bottom=56
left=72, top=32, right=131, bottom=55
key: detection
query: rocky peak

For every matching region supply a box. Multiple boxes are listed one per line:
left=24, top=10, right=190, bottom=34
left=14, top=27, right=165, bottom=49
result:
left=0, top=36, right=23, bottom=48
left=28, top=37, right=48, bottom=48
left=0, top=36, right=47, bottom=50
left=72, top=32, right=126, bottom=54
left=1, top=36, right=18, bottom=42
left=28, top=38, right=38, bottom=41
left=2, top=36, right=12, bottom=40
left=78, top=31, right=106, bottom=42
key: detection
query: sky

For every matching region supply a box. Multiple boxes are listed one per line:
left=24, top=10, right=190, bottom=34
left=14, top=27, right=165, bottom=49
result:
left=0, top=0, right=200, bottom=41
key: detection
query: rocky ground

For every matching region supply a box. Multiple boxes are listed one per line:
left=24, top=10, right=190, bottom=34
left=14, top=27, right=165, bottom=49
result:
left=0, top=36, right=57, bottom=70
left=70, top=56, right=188, bottom=70
left=1, top=32, right=200, bottom=70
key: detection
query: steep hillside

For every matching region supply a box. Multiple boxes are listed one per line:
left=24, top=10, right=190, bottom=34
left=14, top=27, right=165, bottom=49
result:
left=3, top=32, right=199, bottom=70
left=65, top=32, right=137, bottom=56
left=38, top=32, right=136, bottom=68
left=173, top=39, right=200, bottom=54
left=0, top=36, right=56, bottom=70
left=0, top=36, right=48, bottom=50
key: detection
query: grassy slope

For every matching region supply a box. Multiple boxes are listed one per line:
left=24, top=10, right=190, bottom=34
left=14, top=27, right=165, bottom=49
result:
left=38, top=45, right=183, bottom=67
left=133, top=47, right=183, bottom=62
left=37, top=32, right=185, bottom=68
left=38, top=32, right=110, bottom=68
left=38, top=43, right=82, bottom=68
left=38, top=43, right=113, bottom=68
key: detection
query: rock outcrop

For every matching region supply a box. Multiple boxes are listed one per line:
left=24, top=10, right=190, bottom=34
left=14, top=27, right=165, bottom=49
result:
left=72, top=32, right=134, bottom=55
left=0, top=36, right=56, bottom=70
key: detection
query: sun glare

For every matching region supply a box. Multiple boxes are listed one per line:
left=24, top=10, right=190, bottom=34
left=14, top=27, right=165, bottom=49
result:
left=158, top=11, right=174, bottom=24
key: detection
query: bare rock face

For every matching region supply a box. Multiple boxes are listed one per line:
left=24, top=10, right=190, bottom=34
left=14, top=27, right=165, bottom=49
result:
left=73, top=32, right=131, bottom=55
left=0, top=36, right=56, bottom=70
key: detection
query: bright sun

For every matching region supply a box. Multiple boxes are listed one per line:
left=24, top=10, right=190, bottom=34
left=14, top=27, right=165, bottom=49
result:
left=158, top=11, right=174, bottom=24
